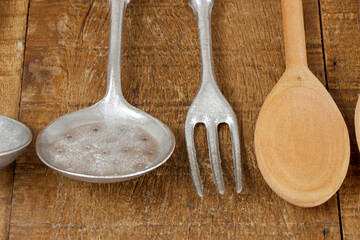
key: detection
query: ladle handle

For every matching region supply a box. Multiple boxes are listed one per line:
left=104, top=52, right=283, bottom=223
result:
left=282, top=0, right=308, bottom=67
left=105, top=0, right=130, bottom=101
left=189, top=0, right=217, bottom=84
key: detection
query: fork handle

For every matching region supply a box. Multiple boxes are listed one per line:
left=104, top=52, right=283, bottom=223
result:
left=189, top=0, right=216, bottom=83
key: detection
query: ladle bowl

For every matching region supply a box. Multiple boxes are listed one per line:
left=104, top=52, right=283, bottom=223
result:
left=0, top=115, right=32, bottom=170
left=36, top=101, right=175, bottom=183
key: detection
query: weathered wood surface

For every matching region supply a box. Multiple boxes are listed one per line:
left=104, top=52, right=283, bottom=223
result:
left=320, top=0, right=360, bottom=239
left=0, top=0, right=29, bottom=239
left=1, top=0, right=359, bottom=239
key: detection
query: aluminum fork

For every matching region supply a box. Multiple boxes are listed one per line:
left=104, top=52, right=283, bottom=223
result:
left=185, top=0, right=243, bottom=196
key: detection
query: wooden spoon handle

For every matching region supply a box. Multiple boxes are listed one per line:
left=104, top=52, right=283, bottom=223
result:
left=282, top=0, right=307, bottom=67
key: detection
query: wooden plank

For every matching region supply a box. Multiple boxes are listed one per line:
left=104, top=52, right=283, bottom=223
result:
left=319, top=0, right=360, bottom=239
left=0, top=0, right=29, bottom=239
left=10, top=0, right=340, bottom=239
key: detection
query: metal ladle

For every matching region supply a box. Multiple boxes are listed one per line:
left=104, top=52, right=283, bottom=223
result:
left=36, top=0, right=175, bottom=183
left=0, top=115, right=32, bottom=170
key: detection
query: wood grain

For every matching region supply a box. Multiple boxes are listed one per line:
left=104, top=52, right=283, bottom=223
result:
left=0, top=0, right=29, bottom=239
left=319, top=0, right=360, bottom=239
left=0, top=0, right=346, bottom=239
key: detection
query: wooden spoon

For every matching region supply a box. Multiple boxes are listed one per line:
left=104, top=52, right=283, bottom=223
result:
left=254, top=0, right=350, bottom=207
left=355, top=97, right=360, bottom=150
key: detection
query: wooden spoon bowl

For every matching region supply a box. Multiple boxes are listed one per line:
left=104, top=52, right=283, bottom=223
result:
left=254, top=0, right=350, bottom=207
left=255, top=66, right=349, bottom=207
left=355, top=97, right=360, bottom=150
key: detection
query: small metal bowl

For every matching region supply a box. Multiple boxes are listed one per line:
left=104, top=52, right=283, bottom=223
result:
left=0, top=116, right=32, bottom=170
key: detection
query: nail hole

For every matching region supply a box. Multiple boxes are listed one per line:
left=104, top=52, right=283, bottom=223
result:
left=103, top=150, right=108, bottom=154
left=57, top=149, right=63, bottom=153
left=124, top=148, right=129, bottom=152
left=120, top=127, right=126, bottom=131
left=67, top=134, right=72, bottom=139
left=85, top=145, right=91, bottom=149
left=148, top=151, right=154, bottom=155
left=142, top=137, right=149, bottom=141
left=93, top=128, right=99, bottom=132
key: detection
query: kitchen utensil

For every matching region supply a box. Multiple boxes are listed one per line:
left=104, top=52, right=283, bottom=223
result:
left=36, top=0, right=175, bottom=183
left=355, top=97, right=360, bottom=150
left=0, top=115, right=32, bottom=170
left=185, top=0, right=243, bottom=196
left=254, top=0, right=350, bottom=207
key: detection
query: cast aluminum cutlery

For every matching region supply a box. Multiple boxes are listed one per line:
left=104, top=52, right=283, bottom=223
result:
left=0, top=115, right=32, bottom=170
left=185, top=0, right=243, bottom=196
left=1, top=0, right=353, bottom=208
left=36, top=0, right=175, bottom=182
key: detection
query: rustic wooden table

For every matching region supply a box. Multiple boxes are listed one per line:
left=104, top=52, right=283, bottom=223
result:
left=1, top=0, right=359, bottom=239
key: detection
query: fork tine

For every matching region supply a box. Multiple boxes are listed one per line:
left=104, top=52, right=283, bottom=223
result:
left=228, top=120, right=243, bottom=193
left=206, top=123, right=225, bottom=194
left=185, top=123, right=204, bottom=196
